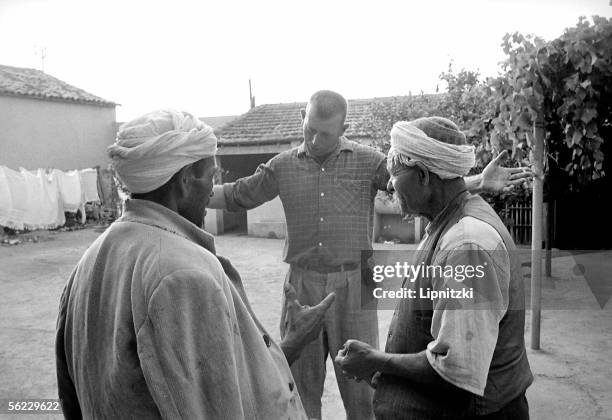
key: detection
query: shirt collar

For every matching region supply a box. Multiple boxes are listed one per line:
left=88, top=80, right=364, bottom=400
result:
left=297, top=136, right=355, bottom=158
left=119, top=199, right=216, bottom=255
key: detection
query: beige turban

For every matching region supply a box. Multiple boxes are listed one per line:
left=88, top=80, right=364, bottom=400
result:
left=389, top=117, right=475, bottom=179
left=107, top=109, right=217, bottom=194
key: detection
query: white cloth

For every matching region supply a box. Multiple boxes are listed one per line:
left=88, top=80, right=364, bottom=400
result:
left=20, top=169, right=66, bottom=230
left=21, top=168, right=45, bottom=229
left=0, top=166, right=28, bottom=230
left=41, top=169, right=66, bottom=228
left=390, top=121, right=475, bottom=179
left=57, top=170, right=84, bottom=213
left=0, top=166, right=13, bottom=227
left=80, top=168, right=100, bottom=203
left=108, top=109, right=217, bottom=194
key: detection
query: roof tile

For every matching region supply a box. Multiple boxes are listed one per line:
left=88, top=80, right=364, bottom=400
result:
left=0, top=64, right=115, bottom=107
left=216, top=96, right=440, bottom=145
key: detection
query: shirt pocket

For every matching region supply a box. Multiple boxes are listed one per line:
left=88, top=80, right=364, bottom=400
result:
left=334, top=178, right=370, bottom=215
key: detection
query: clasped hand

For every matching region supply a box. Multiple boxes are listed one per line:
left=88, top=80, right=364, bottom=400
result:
left=334, top=339, right=385, bottom=387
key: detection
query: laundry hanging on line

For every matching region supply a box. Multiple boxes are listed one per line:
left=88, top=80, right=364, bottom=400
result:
left=0, top=165, right=101, bottom=230
left=20, top=168, right=66, bottom=230
left=0, top=166, right=28, bottom=230
left=79, top=168, right=100, bottom=203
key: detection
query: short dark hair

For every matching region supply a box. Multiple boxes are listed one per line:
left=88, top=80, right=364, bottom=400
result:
left=308, top=90, right=348, bottom=121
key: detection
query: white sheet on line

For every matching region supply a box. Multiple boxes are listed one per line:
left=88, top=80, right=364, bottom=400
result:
left=42, top=169, right=66, bottom=228
left=80, top=168, right=100, bottom=203
left=0, top=166, right=28, bottom=230
left=20, top=168, right=66, bottom=229
left=57, top=169, right=83, bottom=213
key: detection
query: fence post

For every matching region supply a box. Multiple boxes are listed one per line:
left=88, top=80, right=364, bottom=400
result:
left=545, top=199, right=553, bottom=277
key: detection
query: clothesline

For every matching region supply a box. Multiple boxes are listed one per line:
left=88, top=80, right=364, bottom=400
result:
left=0, top=165, right=101, bottom=231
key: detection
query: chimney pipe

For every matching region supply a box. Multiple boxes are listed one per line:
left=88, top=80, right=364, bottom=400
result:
left=249, top=79, right=256, bottom=109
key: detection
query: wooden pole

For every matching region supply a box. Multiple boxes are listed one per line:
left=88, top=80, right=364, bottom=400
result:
left=530, top=114, right=545, bottom=350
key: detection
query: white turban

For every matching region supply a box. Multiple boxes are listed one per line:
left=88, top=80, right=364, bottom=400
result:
left=389, top=118, right=475, bottom=179
left=108, top=109, right=217, bottom=194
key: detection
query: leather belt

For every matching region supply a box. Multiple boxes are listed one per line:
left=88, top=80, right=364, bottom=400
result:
left=297, top=262, right=359, bottom=274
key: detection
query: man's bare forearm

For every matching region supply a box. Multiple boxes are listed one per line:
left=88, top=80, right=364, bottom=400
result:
left=370, top=350, right=463, bottom=392
left=464, top=174, right=483, bottom=194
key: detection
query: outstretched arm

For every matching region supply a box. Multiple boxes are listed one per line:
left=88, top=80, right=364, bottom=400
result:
left=465, top=150, right=532, bottom=194
left=207, top=185, right=226, bottom=209
left=207, top=159, right=280, bottom=211
left=375, top=150, right=531, bottom=195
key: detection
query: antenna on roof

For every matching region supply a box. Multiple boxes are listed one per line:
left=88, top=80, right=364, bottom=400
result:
left=249, top=78, right=256, bottom=109
left=34, top=45, right=47, bottom=72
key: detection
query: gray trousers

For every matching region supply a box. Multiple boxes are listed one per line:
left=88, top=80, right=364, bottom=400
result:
left=281, top=265, right=378, bottom=420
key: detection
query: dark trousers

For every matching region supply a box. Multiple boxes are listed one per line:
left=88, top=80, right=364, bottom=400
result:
left=470, top=394, right=529, bottom=420
left=374, top=390, right=529, bottom=420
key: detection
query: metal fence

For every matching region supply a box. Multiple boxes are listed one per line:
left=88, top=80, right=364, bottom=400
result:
left=502, top=201, right=532, bottom=245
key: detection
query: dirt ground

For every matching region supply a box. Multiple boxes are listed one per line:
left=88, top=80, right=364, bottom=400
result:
left=0, top=227, right=611, bottom=419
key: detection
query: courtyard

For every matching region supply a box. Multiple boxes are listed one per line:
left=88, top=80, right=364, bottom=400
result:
left=0, top=227, right=610, bottom=419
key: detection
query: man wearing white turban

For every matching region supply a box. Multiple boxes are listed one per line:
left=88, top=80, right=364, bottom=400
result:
left=55, top=109, right=335, bottom=419
left=336, top=117, right=533, bottom=419
left=108, top=109, right=219, bottom=194
left=208, top=92, right=532, bottom=420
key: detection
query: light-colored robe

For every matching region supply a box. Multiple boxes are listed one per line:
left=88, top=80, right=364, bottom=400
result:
left=56, top=199, right=306, bottom=419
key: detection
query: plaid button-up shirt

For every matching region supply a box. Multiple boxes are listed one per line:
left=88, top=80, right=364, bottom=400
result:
left=223, top=137, right=388, bottom=268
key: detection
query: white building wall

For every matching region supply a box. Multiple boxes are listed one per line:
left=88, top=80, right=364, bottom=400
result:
left=0, top=96, right=116, bottom=170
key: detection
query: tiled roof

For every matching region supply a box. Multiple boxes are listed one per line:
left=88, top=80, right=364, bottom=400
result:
left=216, top=95, right=441, bottom=145
left=0, top=64, right=115, bottom=107
left=113, top=115, right=239, bottom=135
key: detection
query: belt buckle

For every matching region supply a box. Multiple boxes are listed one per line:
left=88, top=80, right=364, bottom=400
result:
left=339, top=263, right=357, bottom=272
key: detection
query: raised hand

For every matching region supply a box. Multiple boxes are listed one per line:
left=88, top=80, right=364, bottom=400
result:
left=281, top=284, right=335, bottom=364
left=481, top=150, right=533, bottom=193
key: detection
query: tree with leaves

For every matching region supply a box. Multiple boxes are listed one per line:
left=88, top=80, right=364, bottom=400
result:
left=488, top=16, right=611, bottom=191
left=488, top=16, right=612, bottom=248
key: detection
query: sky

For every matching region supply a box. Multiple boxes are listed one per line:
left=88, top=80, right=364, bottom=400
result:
left=0, top=0, right=610, bottom=122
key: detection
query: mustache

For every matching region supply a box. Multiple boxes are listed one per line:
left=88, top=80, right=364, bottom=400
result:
left=392, top=192, right=412, bottom=219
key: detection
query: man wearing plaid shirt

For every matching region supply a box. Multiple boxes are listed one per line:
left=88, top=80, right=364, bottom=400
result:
left=208, top=90, right=530, bottom=420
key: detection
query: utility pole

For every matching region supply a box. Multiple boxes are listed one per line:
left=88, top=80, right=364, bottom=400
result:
left=36, top=46, right=47, bottom=72
left=249, top=78, right=255, bottom=109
